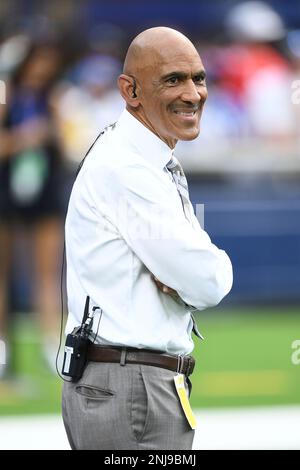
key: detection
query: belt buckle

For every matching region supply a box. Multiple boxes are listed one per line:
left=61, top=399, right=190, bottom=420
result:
left=185, top=356, right=195, bottom=377
left=176, top=354, right=184, bottom=374
left=177, top=355, right=194, bottom=376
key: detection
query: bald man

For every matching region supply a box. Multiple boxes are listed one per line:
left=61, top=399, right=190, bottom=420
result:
left=62, top=27, right=233, bottom=450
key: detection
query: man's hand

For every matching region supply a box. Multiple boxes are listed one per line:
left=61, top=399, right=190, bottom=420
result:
left=151, top=274, right=181, bottom=301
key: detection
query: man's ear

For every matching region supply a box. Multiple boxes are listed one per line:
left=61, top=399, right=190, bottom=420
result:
left=118, top=74, right=140, bottom=108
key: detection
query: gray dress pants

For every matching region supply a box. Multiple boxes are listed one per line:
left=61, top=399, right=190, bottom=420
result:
left=62, top=361, right=195, bottom=450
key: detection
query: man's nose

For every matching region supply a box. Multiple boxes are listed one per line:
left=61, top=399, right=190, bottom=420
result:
left=180, top=79, right=202, bottom=104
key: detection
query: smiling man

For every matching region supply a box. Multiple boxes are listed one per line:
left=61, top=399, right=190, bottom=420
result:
left=62, top=27, right=233, bottom=450
left=120, top=27, right=207, bottom=146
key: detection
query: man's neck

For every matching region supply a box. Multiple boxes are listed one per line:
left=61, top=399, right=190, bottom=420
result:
left=125, top=107, right=177, bottom=150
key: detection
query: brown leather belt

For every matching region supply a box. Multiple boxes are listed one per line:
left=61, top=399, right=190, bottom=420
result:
left=87, top=344, right=195, bottom=377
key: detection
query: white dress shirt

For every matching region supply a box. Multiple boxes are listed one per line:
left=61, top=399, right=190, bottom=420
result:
left=65, top=109, right=233, bottom=355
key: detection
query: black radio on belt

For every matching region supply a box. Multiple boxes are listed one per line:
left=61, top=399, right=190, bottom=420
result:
left=62, top=296, right=99, bottom=382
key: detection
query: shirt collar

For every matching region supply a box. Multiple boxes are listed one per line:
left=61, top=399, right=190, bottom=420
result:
left=116, top=109, right=174, bottom=170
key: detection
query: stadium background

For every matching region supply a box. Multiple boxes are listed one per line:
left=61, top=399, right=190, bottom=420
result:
left=0, top=0, right=299, bottom=449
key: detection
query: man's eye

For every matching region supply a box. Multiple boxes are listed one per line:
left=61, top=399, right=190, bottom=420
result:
left=194, top=75, right=206, bottom=84
left=167, top=76, right=179, bottom=84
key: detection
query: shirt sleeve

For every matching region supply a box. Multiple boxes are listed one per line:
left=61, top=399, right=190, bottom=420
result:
left=94, top=162, right=233, bottom=311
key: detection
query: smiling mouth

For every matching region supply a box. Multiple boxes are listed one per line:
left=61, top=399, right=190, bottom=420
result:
left=173, top=110, right=196, bottom=117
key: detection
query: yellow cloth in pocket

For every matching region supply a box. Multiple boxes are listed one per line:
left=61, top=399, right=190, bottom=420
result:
left=173, top=373, right=197, bottom=430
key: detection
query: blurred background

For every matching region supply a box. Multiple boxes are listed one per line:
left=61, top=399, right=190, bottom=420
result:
left=0, top=0, right=299, bottom=449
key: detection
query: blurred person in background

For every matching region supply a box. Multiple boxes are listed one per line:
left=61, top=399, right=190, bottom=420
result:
left=177, top=2, right=297, bottom=163
left=0, top=39, right=65, bottom=377
left=222, top=1, right=297, bottom=142
left=52, top=53, right=123, bottom=165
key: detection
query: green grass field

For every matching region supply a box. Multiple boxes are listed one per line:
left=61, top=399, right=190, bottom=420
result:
left=0, top=306, right=299, bottom=416
left=191, top=306, right=300, bottom=408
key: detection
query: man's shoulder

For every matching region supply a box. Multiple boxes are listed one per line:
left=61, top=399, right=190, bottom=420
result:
left=75, top=121, right=165, bottom=198
left=83, top=129, right=148, bottom=176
